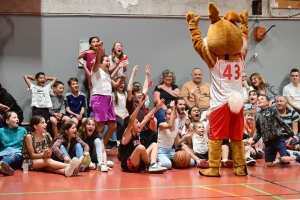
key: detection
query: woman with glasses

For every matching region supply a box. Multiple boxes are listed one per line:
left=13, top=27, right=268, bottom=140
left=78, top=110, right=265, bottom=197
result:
left=153, top=70, right=181, bottom=131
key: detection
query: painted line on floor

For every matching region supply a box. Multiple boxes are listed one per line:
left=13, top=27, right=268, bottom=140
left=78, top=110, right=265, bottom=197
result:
left=198, top=186, right=253, bottom=200
left=241, top=184, right=284, bottom=200
left=1, top=180, right=300, bottom=196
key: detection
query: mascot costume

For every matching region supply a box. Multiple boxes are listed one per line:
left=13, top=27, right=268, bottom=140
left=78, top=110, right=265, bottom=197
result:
left=186, top=2, right=249, bottom=177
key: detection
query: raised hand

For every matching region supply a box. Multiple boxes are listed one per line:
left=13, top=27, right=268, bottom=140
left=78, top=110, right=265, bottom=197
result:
left=156, top=98, right=165, bottom=109
left=145, top=65, right=151, bottom=76
left=186, top=12, right=201, bottom=31
left=185, top=129, right=193, bottom=137
left=120, top=74, right=126, bottom=80
left=132, top=65, right=138, bottom=76
left=96, top=41, right=103, bottom=48
left=169, top=100, right=175, bottom=109
left=137, top=99, right=145, bottom=108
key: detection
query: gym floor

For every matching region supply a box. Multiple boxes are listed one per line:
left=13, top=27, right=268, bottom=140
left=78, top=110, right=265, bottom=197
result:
left=1, top=150, right=300, bottom=200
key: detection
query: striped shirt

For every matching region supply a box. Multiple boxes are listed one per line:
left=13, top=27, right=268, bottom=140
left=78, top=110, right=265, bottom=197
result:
left=278, top=107, right=299, bottom=136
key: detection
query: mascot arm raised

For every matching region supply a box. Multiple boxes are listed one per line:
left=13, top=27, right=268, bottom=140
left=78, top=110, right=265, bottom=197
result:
left=240, top=10, right=249, bottom=60
left=186, top=12, right=216, bottom=69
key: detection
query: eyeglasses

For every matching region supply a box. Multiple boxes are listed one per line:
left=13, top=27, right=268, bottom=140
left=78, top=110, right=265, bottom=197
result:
left=165, top=75, right=173, bottom=78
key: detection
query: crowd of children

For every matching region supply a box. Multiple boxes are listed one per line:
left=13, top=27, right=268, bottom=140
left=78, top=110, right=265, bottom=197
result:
left=1, top=37, right=300, bottom=177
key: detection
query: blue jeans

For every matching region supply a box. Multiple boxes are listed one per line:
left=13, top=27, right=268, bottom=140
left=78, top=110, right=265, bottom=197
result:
left=154, top=108, right=166, bottom=131
left=53, top=143, right=84, bottom=161
left=0, top=154, right=23, bottom=169
left=158, top=147, right=195, bottom=169
left=102, top=125, right=117, bottom=142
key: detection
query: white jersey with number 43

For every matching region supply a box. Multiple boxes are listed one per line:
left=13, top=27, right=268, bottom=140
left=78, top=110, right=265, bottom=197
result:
left=210, top=55, right=245, bottom=112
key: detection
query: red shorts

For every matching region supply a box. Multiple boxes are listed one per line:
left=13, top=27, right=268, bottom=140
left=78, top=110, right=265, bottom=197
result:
left=123, top=157, right=140, bottom=172
left=210, top=103, right=244, bottom=140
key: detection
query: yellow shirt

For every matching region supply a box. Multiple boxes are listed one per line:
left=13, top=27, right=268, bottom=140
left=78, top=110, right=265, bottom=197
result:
left=181, top=81, right=210, bottom=110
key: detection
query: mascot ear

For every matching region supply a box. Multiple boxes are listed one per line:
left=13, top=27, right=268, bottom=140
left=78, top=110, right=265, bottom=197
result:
left=208, top=2, right=220, bottom=24
left=224, top=11, right=242, bottom=24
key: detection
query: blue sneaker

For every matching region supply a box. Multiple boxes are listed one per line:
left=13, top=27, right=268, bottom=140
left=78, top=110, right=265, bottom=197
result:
left=148, top=163, right=167, bottom=174
left=293, top=152, right=300, bottom=163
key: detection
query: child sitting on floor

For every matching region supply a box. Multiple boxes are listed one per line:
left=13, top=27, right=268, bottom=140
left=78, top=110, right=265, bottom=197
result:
left=118, top=98, right=167, bottom=173
left=78, top=117, right=114, bottom=172
left=22, top=116, right=81, bottom=177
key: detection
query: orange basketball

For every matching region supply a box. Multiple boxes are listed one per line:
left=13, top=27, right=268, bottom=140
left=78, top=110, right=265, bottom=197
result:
left=173, top=150, right=191, bottom=169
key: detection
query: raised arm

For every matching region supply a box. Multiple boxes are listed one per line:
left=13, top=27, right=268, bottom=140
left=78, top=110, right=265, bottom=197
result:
left=127, top=65, right=138, bottom=101
left=159, top=100, right=176, bottom=131
left=142, top=65, right=151, bottom=95
left=92, top=41, right=103, bottom=73
left=122, top=99, right=145, bottom=144
left=47, top=77, right=57, bottom=88
left=140, top=98, right=165, bottom=129
left=23, top=75, right=34, bottom=88
left=111, top=74, right=126, bottom=89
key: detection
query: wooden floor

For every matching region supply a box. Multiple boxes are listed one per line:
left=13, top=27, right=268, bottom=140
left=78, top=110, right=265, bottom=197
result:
left=1, top=150, right=300, bottom=200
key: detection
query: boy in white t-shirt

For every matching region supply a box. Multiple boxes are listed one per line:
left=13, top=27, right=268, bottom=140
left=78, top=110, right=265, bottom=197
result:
left=283, top=68, right=300, bottom=114
left=24, top=72, right=57, bottom=123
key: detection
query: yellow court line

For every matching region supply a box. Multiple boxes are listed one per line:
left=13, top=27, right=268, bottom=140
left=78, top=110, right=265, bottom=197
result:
left=1, top=180, right=299, bottom=196
left=198, top=186, right=253, bottom=200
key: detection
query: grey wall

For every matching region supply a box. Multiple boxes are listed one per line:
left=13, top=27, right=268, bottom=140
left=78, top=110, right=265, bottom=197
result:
left=1, top=15, right=300, bottom=122
left=2, top=0, right=300, bottom=18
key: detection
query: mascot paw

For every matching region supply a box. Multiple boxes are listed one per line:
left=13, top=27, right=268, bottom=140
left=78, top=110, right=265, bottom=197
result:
left=186, top=12, right=201, bottom=30
left=234, top=165, right=248, bottom=176
left=199, top=168, right=221, bottom=177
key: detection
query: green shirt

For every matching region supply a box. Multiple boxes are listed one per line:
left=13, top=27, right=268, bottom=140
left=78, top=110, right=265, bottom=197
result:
left=0, top=126, right=27, bottom=151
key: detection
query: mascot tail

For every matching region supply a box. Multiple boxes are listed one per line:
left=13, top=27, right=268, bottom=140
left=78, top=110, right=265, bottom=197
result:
left=228, top=92, right=244, bottom=114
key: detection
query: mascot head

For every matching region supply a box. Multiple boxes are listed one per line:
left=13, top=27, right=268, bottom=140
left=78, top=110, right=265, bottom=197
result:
left=207, top=3, right=243, bottom=56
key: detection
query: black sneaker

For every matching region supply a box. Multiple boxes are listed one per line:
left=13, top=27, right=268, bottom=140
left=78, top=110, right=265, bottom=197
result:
left=111, top=141, right=118, bottom=149
left=246, top=157, right=256, bottom=166
left=106, top=144, right=113, bottom=150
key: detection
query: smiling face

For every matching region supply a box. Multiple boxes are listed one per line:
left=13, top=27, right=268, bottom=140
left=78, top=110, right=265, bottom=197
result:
left=250, top=75, right=260, bottom=88
left=245, top=113, right=255, bottom=123
left=189, top=107, right=201, bottom=122
left=66, top=123, right=77, bottom=138
left=85, top=120, right=96, bottom=137
left=163, top=73, right=173, bottom=85
left=276, top=96, right=287, bottom=111
left=6, top=112, right=19, bottom=128
left=257, top=96, right=269, bottom=109
left=34, top=118, right=47, bottom=133
left=69, top=80, right=79, bottom=92
left=191, top=69, right=202, bottom=84
left=114, top=42, right=123, bottom=56
left=53, top=84, right=64, bottom=96
left=36, top=74, right=46, bottom=87
left=100, top=56, right=110, bottom=71
left=132, top=119, right=141, bottom=134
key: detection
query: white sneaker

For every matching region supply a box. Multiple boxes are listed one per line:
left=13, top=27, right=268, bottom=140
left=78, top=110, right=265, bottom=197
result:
left=148, top=163, right=167, bottom=174
left=100, top=165, right=109, bottom=172
left=65, top=157, right=79, bottom=177
left=107, top=160, right=114, bottom=168
left=72, top=156, right=84, bottom=176
left=89, top=163, right=96, bottom=170
left=0, top=161, right=14, bottom=176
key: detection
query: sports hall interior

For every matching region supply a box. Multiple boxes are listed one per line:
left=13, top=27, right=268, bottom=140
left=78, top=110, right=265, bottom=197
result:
left=1, top=0, right=300, bottom=199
